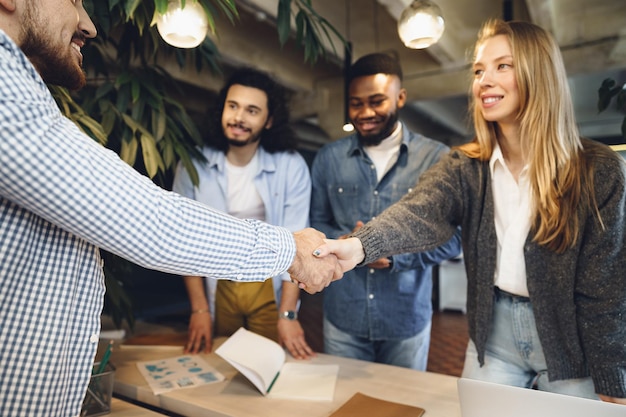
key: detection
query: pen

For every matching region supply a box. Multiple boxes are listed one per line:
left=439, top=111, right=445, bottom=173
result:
left=96, top=340, right=113, bottom=375
left=267, top=371, right=280, bottom=394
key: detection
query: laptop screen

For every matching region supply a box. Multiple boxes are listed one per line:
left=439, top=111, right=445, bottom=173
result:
left=457, top=378, right=625, bottom=417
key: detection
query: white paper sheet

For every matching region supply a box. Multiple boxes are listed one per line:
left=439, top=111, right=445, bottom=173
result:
left=268, top=362, right=339, bottom=401
left=136, top=355, right=225, bottom=395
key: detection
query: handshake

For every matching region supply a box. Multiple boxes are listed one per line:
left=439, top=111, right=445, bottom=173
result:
left=287, top=228, right=366, bottom=294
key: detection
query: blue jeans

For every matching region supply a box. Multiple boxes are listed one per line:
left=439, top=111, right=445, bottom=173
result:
left=462, top=289, right=598, bottom=399
left=323, top=317, right=432, bottom=370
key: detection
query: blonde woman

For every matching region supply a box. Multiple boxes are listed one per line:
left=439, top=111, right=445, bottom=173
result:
left=318, top=19, right=626, bottom=404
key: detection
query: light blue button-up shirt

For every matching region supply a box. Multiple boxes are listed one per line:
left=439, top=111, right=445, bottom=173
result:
left=172, top=145, right=311, bottom=315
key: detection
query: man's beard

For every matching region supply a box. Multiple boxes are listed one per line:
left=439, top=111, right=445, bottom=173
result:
left=226, top=132, right=262, bottom=148
left=20, top=4, right=86, bottom=90
left=225, top=123, right=263, bottom=148
left=355, top=111, right=399, bottom=147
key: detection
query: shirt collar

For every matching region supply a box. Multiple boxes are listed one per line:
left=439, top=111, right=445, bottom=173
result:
left=489, top=142, right=505, bottom=177
left=364, top=122, right=403, bottom=152
left=347, top=122, right=406, bottom=157
left=489, top=142, right=530, bottom=179
left=209, top=146, right=277, bottom=174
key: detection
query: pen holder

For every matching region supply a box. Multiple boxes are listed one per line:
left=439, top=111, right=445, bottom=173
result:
left=81, top=362, right=115, bottom=417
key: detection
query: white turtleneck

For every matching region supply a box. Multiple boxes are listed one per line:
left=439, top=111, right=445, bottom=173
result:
left=363, top=122, right=403, bottom=183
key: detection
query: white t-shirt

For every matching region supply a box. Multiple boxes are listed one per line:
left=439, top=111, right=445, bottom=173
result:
left=225, top=152, right=266, bottom=221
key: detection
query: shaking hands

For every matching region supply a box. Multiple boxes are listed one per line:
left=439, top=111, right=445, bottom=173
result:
left=288, top=228, right=365, bottom=294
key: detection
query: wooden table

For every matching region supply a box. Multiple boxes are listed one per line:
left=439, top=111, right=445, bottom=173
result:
left=111, top=341, right=461, bottom=417
left=110, top=397, right=165, bottom=416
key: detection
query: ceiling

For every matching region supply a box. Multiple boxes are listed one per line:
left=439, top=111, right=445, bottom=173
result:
left=173, top=0, right=626, bottom=149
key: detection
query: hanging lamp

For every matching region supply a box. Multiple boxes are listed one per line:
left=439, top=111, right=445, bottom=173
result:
left=156, top=0, right=209, bottom=49
left=397, top=0, right=445, bottom=49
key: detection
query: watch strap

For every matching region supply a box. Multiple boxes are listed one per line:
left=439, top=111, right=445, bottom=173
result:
left=280, top=310, right=298, bottom=320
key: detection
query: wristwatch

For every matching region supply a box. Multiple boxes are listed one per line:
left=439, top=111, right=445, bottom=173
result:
left=280, top=310, right=298, bottom=320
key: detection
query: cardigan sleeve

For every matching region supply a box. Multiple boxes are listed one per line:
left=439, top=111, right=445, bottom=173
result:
left=354, top=151, right=465, bottom=264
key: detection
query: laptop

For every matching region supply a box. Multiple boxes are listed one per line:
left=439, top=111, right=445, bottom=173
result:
left=457, top=378, right=625, bottom=417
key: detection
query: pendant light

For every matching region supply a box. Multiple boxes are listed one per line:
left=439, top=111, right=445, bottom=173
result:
left=342, top=0, right=354, bottom=133
left=343, top=42, right=354, bottom=133
left=156, top=0, right=209, bottom=49
left=397, top=0, right=445, bottom=49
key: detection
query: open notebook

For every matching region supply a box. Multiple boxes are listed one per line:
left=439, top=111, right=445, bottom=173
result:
left=458, top=378, right=625, bottom=417
left=215, top=327, right=339, bottom=400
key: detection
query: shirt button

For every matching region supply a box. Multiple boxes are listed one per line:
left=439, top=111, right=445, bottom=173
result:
left=89, top=334, right=99, bottom=343
left=408, top=188, right=413, bottom=193
left=369, top=268, right=375, bottom=274
left=373, top=190, right=378, bottom=196
left=236, top=274, right=244, bottom=280
left=368, top=294, right=375, bottom=299
left=370, top=165, right=375, bottom=170
left=338, top=187, right=344, bottom=193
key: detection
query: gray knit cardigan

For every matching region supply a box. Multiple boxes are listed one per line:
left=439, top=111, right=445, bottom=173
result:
left=354, top=139, right=626, bottom=398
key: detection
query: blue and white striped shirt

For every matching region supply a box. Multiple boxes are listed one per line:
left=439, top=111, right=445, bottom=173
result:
left=0, top=29, right=296, bottom=416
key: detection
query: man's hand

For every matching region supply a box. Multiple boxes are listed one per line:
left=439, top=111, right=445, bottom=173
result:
left=288, top=228, right=342, bottom=294
left=313, top=237, right=365, bottom=274
left=184, top=311, right=212, bottom=354
left=278, top=319, right=316, bottom=360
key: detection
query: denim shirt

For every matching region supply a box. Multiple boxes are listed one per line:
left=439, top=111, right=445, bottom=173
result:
left=173, top=146, right=311, bottom=317
left=310, top=124, right=462, bottom=339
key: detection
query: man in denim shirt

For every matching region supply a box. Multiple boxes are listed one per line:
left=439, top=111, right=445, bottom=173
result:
left=310, top=53, right=461, bottom=370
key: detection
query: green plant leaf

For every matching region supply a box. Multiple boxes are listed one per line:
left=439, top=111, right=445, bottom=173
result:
left=120, top=137, right=139, bottom=166
left=124, top=0, right=143, bottom=20
left=289, top=0, right=346, bottom=63
left=131, top=79, right=141, bottom=103
left=175, top=142, right=201, bottom=186
left=209, top=0, right=238, bottom=24
left=160, top=138, right=176, bottom=168
left=95, top=83, right=115, bottom=101
left=153, top=0, right=168, bottom=15
left=200, top=1, right=218, bottom=34
left=108, top=0, right=122, bottom=12
left=100, top=105, right=117, bottom=136
left=152, top=106, right=167, bottom=141
left=277, top=0, right=292, bottom=45
left=76, top=114, right=108, bottom=145
left=140, top=132, right=165, bottom=178
left=121, top=113, right=139, bottom=134
left=295, top=10, right=305, bottom=44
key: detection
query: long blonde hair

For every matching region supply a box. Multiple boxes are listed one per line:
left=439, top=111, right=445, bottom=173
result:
left=459, top=19, right=598, bottom=253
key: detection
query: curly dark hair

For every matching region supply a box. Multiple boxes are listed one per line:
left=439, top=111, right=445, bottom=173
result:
left=204, top=67, right=298, bottom=153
